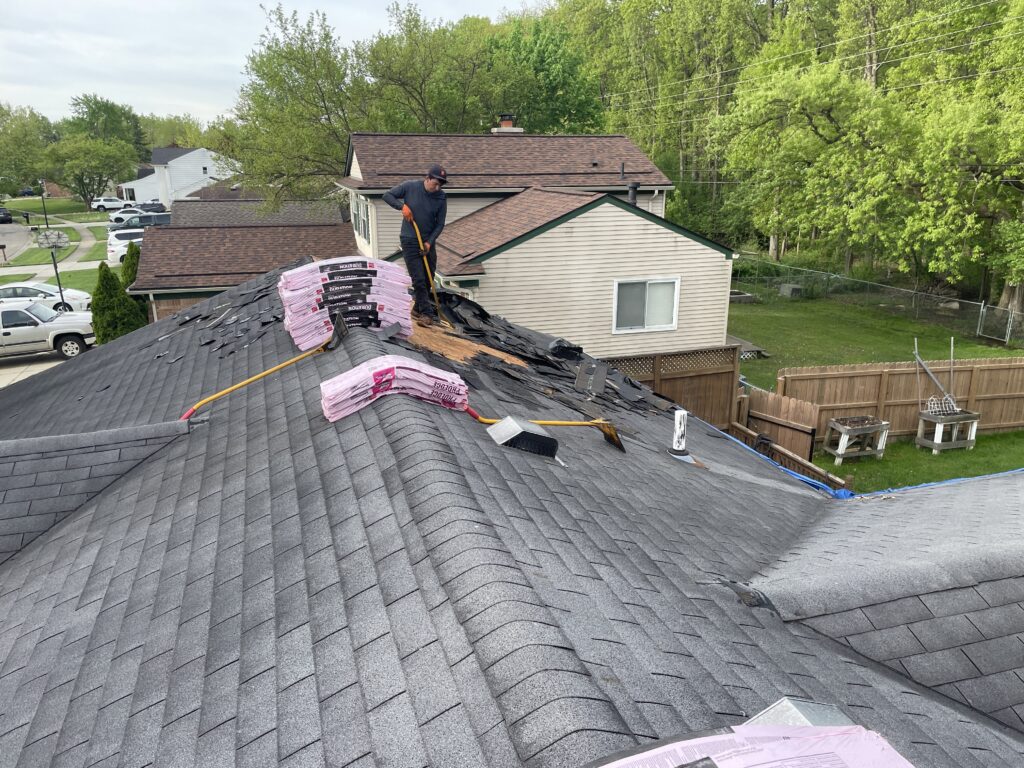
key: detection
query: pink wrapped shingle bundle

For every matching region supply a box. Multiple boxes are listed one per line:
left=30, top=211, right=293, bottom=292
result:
left=321, top=355, right=469, bottom=422
left=278, top=258, right=414, bottom=349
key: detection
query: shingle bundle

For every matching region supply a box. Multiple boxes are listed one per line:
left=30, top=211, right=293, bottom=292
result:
left=321, top=355, right=468, bottom=422
left=278, top=257, right=413, bottom=350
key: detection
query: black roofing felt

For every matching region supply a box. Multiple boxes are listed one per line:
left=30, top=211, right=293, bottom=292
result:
left=150, top=147, right=198, bottom=165
left=0, top=273, right=1023, bottom=767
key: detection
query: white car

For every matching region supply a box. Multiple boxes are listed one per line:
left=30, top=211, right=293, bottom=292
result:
left=107, top=228, right=144, bottom=263
left=0, top=281, right=91, bottom=312
left=108, top=207, right=146, bottom=223
left=91, top=196, right=128, bottom=211
left=0, top=302, right=94, bottom=359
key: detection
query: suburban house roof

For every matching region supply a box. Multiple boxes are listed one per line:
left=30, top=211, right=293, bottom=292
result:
left=150, top=146, right=199, bottom=165
left=430, top=188, right=734, bottom=276
left=171, top=200, right=348, bottom=228
left=189, top=181, right=259, bottom=200
left=131, top=224, right=357, bottom=292
left=0, top=263, right=1023, bottom=767
left=341, top=132, right=674, bottom=191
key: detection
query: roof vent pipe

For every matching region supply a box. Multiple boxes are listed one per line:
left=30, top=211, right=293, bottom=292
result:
left=619, top=162, right=625, bottom=179
left=627, top=182, right=640, bottom=207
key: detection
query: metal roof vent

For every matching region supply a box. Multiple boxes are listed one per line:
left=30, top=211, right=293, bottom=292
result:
left=745, top=697, right=855, bottom=727
left=487, top=416, right=558, bottom=457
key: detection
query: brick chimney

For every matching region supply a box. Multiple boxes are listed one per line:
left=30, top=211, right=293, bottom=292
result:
left=491, top=114, right=524, bottom=134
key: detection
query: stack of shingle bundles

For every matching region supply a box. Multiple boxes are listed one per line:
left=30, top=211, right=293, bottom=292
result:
left=279, top=257, right=413, bottom=349
left=321, top=355, right=468, bottom=422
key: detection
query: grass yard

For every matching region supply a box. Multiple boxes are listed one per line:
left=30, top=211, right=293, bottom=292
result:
left=57, top=212, right=111, bottom=223
left=0, top=272, right=35, bottom=286
left=6, top=244, right=78, bottom=267
left=88, top=226, right=109, bottom=240
left=814, top=431, right=1024, bottom=493
left=44, top=266, right=120, bottom=294
left=81, top=242, right=108, bottom=261
left=728, top=297, right=1019, bottom=390
left=5, top=198, right=87, bottom=215
left=41, top=226, right=81, bottom=243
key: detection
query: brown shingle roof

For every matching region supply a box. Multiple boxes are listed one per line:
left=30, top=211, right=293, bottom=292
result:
left=171, top=200, right=348, bottom=228
left=131, top=224, right=358, bottom=291
left=435, top=188, right=601, bottom=276
left=344, top=132, right=673, bottom=190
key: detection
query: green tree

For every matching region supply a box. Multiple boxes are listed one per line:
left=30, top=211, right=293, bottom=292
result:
left=91, top=262, right=147, bottom=344
left=119, top=241, right=149, bottom=315
left=0, top=104, right=54, bottom=195
left=60, top=94, right=148, bottom=160
left=45, top=135, right=137, bottom=208
left=230, top=4, right=358, bottom=201
left=139, top=113, right=207, bottom=149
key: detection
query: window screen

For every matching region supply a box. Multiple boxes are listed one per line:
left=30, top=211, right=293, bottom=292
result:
left=614, top=279, right=678, bottom=331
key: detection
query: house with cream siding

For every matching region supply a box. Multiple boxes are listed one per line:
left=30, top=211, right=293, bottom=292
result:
left=337, top=129, right=674, bottom=260
left=404, top=188, right=736, bottom=359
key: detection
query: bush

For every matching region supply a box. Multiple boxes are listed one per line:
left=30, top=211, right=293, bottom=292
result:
left=120, top=241, right=148, bottom=315
left=92, top=262, right=147, bottom=344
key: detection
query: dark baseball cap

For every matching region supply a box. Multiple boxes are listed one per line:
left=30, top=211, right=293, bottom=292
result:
left=426, top=164, right=448, bottom=185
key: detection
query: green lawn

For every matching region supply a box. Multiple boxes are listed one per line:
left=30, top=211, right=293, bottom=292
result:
left=41, top=226, right=81, bottom=243
left=6, top=198, right=87, bottom=215
left=6, top=243, right=78, bottom=267
left=57, top=212, right=111, bottom=223
left=88, top=226, right=108, bottom=240
left=814, top=432, right=1024, bottom=493
left=81, top=241, right=108, bottom=261
left=44, top=266, right=121, bottom=294
left=728, top=297, right=1018, bottom=390
left=0, top=272, right=35, bottom=286
left=730, top=295, right=1024, bottom=492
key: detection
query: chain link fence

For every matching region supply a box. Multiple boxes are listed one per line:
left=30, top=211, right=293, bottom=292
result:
left=731, top=257, right=1024, bottom=347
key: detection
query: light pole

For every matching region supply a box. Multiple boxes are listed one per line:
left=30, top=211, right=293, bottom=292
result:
left=35, top=229, right=69, bottom=309
left=37, top=179, right=50, bottom=229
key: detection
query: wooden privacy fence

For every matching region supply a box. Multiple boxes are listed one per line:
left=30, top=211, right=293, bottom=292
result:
left=608, top=345, right=740, bottom=428
left=727, top=422, right=847, bottom=490
left=737, top=389, right=820, bottom=460
left=777, top=357, right=1024, bottom=438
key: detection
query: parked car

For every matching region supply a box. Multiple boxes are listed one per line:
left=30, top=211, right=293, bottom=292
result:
left=107, top=229, right=144, bottom=262
left=17, top=187, right=34, bottom=197
left=108, top=207, right=146, bottom=223
left=136, top=202, right=167, bottom=213
left=0, top=301, right=94, bottom=359
left=0, top=207, right=12, bottom=224
left=91, top=196, right=128, bottom=211
left=0, top=282, right=91, bottom=312
left=107, top=212, right=171, bottom=232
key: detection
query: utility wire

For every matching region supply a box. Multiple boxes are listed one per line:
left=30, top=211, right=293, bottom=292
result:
left=601, top=0, right=1007, bottom=100
left=610, top=13, right=1021, bottom=114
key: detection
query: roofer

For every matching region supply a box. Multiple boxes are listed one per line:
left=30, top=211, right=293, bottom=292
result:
left=383, top=164, right=448, bottom=325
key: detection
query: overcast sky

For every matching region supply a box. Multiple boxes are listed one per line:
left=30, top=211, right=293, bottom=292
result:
left=0, top=0, right=520, bottom=123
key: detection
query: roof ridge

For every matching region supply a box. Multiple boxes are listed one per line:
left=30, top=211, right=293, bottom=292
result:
left=351, top=132, right=628, bottom=139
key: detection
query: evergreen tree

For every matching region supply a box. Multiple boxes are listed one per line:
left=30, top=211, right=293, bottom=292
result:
left=92, top=262, right=147, bottom=344
left=120, top=241, right=148, bottom=316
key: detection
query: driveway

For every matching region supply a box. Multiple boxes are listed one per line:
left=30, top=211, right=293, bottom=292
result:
left=0, top=354, right=61, bottom=389
left=0, top=222, right=31, bottom=264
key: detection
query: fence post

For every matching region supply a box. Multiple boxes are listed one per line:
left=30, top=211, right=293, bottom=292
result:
left=977, top=302, right=985, bottom=338
left=653, top=354, right=663, bottom=392
left=877, top=370, right=889, bottom=420
left=966, top=364, right=979, bottom=412
left=1007, top=308, right=1015, bottom=345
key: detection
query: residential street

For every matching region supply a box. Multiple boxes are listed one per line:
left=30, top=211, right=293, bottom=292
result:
left=0, top=222, right=30, bottom=265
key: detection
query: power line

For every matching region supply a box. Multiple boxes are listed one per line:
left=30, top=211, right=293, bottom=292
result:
left=622, top=35, right=1024, bottom=131
left=610, top=13, right=1021, bottom=114
left=601, top=0, right=1007, bottom=101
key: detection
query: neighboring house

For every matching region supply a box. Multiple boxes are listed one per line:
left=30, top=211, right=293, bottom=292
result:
left=338, top=129, right=674, bottom=260
left=129, top=199, right=354, bottom=319
left=118, top=146, right=228, bottom=206
left=0, top=265, right=1023, bottom=767
left=424, top=187, right=734, bottom=358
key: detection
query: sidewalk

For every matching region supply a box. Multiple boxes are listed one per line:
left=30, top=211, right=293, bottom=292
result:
left=1, top=215, right=107, bottom=280
left=0, top=356, right=61, bottom=389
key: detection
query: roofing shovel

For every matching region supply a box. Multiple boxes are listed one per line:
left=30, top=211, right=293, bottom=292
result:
left=464, top=404, right=626, bottom=451
left=410, top=217, right=455, bottom=330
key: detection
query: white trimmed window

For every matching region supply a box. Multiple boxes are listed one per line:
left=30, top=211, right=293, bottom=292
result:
left=613, top=278, right=679, bottom=333
left=352, top=195, right=371, bottom=241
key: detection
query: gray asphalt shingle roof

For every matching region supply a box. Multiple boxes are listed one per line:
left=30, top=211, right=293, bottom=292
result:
left=0, top=269, right=1023, bottom=767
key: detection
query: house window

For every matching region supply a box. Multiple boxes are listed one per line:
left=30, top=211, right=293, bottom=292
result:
left=352, top=194, right=371, bottom=241
left=202, top=166, right=208, bottom=175
left=613, top=278, right=679, bottom=332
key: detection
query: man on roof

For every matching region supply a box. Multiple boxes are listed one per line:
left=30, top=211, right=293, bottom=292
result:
left=383, top=164, right=448, bottom=325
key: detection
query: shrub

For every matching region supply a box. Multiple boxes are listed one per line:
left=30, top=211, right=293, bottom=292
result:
left=91, top=262, right=147, bottom=343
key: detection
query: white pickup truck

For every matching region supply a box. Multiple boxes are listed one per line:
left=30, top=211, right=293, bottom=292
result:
left=0, top=302, right=95, bottom=359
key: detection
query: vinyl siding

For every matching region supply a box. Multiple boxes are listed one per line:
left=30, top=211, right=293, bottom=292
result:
left=472, top=203, right=731, bottom=358
left=369, top=195, right=502, bottom=259
left=350, top=152, right=363, bottom=179
left=120, top=149, right=226, bottom=205
left=609, top=191, right=665, bottom=216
